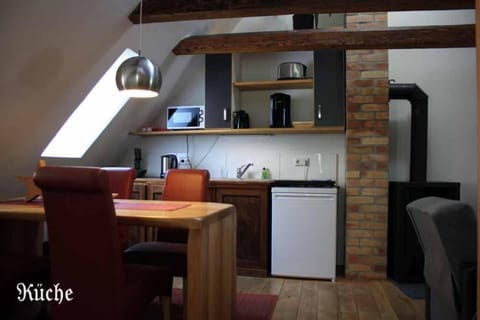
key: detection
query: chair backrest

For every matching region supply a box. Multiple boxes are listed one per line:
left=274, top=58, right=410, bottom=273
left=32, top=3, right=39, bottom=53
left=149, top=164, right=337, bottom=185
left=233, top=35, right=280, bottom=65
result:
left=156, top=169, right=210, bottom=243
left=34, top=166, right=124, bottom=319
left=406, top=196, right=477, bottom=320
left=162, top=169, right=210, bottom=202
left=102, top=167, right=136, bottom=248
left=102, top=167, right=136, bottom=199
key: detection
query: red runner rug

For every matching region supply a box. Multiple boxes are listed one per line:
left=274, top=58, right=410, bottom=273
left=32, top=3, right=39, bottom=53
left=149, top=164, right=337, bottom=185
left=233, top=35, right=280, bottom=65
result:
left=113, top=200, right=190, bottom=211
left=145, top=288, right=278, bottom=320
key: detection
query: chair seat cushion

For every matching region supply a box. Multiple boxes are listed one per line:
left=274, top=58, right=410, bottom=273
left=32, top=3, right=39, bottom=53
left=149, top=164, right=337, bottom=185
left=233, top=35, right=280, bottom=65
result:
left=124, top=242, right=187, bottom=277
left=123, top=263, right=173, bottom=319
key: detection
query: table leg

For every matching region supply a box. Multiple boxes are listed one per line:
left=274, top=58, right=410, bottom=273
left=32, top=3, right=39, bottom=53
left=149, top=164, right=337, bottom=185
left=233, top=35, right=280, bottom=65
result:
left=187, top=212, right=236, bottom=319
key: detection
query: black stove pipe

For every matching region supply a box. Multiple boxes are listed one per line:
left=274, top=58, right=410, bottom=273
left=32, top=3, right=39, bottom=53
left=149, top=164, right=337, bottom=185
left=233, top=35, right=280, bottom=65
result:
left=389, top=83, right=428, bottom=182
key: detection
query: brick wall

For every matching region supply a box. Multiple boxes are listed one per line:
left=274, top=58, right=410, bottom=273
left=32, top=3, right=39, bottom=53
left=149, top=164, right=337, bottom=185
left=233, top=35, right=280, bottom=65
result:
left=345, top=12, right=389, bottom=279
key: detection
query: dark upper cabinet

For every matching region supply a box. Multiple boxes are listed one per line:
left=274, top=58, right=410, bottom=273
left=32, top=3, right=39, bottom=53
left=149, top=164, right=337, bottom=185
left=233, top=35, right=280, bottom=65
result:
left=314, top=50, right=346, bottom=127
left=205, top=54, right=232, bottom=128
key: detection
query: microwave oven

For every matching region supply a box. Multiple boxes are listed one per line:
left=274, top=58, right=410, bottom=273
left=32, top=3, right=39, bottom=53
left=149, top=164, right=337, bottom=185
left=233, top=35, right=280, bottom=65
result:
left=167, top=106, right=205, bottom=130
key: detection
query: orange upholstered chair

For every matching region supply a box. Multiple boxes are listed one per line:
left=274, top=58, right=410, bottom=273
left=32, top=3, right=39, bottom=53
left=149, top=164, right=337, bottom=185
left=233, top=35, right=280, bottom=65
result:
left=161, top=169, right=210, bottom=202
left=124, top=169, right=210, bottom=294
left=102, top=167, right=137, bottom=248
left=34, top=166, right=172, bottom=320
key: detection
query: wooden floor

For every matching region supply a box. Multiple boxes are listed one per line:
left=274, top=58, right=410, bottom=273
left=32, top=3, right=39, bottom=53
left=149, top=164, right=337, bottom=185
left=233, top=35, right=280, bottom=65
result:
left=233, top=276, right=425, bottom=320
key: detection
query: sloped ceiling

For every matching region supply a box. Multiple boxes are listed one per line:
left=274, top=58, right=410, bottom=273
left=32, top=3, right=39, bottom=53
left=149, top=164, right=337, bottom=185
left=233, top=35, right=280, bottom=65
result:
left=0, top=0, right=237, bottom=199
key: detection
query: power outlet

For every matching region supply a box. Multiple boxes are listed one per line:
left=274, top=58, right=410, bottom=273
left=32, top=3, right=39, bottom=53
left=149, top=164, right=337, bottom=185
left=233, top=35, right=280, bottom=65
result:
left=177, top=153, right=191, bottom=168
left=294, top=158, right=310, bottom=167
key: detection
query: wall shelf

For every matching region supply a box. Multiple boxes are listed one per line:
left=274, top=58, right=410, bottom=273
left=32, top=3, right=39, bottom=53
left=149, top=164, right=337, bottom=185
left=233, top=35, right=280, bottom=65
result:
left=130, top=126, right=344, bottom=136
left=233, top=78, right=313, bottom=91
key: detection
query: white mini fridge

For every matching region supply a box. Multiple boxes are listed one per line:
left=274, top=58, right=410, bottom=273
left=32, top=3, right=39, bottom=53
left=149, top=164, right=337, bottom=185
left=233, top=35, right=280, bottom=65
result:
left=271, top=186, right=337, bottom=280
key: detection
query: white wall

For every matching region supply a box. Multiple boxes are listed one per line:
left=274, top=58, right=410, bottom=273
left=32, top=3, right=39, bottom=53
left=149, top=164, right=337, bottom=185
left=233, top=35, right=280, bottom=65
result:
left=388, top=10, right=477, bottom=208
left=0, top=1, right=229, bottom=199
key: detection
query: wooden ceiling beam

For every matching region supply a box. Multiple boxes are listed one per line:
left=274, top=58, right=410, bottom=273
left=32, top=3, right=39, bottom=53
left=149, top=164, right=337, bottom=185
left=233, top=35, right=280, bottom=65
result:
left=172, top=25, right=475, bottom=55
left=130, top=0, right=474, bottom=24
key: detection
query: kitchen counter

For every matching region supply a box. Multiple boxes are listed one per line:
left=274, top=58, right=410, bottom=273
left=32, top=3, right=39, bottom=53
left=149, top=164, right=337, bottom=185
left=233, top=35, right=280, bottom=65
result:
left=135, top=177, right=273, bottom=184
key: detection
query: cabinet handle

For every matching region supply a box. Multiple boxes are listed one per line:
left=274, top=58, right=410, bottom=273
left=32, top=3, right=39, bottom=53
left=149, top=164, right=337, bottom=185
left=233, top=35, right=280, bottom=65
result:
left=223, top=108, right=227, bottom=121
left=317, top=104, right=322, bottom=119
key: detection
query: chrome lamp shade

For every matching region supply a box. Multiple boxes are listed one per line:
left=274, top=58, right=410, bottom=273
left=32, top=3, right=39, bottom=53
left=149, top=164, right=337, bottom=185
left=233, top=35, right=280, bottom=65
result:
left=116, top=55, right=162, bottom=98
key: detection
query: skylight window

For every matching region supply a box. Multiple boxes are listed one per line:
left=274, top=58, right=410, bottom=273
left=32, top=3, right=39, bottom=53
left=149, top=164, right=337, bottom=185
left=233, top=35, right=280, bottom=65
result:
left=41, top=48, right=137, bottom=158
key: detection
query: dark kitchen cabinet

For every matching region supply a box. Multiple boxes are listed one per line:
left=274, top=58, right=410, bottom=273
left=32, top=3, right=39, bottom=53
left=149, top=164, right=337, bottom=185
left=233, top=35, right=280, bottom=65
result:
left=213, top=182, right=270, bottom=277
left=314, top=50, right=346, bottom=127
left=205, top=54, right=232, bottom=128
left=135, top=178, right=271, bottom=276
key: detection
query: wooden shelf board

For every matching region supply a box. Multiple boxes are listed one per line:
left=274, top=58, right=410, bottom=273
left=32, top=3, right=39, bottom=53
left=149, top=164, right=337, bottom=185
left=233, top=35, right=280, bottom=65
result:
left=130, top=126, right=344, bottom=136
left=233, top=79, right=313, bottom=90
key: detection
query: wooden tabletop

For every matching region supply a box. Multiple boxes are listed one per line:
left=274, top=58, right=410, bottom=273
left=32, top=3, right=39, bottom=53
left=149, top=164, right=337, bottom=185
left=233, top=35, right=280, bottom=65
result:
left=0, top=198, right=238, bottom=319
left=0, top=199, right=235, bottom=230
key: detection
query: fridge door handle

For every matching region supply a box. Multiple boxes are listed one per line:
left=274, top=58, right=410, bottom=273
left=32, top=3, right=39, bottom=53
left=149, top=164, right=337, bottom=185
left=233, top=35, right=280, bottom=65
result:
left=273, top=193, right=335, bottom=199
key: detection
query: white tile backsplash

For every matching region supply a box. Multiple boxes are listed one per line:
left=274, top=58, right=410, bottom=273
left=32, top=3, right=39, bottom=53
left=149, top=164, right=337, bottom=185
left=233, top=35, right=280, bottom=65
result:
left=126, top=134, right=345, bottom=186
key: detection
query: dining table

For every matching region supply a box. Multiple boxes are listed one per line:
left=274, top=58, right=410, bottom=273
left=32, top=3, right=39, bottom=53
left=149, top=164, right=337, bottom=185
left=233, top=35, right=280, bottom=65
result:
left=0, top=198, right=237, bottom=320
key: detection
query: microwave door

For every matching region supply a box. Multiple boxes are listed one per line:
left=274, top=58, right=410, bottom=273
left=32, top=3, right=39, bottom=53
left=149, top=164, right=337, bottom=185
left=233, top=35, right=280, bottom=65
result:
left=167, top=106, right=204, bottom=129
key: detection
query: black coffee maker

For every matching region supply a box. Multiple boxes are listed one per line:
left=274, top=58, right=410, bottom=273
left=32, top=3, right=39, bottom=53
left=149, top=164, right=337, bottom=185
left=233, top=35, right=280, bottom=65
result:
left=270, top=93, right=292, bottom=128
left=233, top=110, right=250, bottom=129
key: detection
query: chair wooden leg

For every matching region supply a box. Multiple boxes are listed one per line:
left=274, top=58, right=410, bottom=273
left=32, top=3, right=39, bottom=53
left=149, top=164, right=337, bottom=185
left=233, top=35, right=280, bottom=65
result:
left=183, top=277, right=188, bottom=320
left=161, top=296, right=171, bottom=320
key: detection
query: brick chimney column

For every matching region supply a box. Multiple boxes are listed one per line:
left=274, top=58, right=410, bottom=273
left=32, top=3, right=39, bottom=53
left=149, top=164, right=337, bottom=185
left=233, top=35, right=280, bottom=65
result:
left=345, top=12, right=389, bottom=279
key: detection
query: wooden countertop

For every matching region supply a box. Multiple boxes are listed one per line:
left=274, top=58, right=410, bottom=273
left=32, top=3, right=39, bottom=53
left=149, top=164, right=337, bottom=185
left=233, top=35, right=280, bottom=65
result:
left=135, top=177, right=273, bottom=186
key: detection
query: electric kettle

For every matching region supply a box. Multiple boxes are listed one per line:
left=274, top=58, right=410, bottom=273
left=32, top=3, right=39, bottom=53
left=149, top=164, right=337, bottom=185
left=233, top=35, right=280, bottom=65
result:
left=160, top=154, right=178, bottom=178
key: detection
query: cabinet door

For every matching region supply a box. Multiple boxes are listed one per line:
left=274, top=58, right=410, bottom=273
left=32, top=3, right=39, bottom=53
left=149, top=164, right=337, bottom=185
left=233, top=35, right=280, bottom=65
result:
left=314, top=50, right=346, bottom=127
left=215, top=187, right=269, bottom=276
left=132, top=182, right=147, bottom=200
left=205, top=54, right=232, bottom=128
left=147, top=183, right=164, bottom=200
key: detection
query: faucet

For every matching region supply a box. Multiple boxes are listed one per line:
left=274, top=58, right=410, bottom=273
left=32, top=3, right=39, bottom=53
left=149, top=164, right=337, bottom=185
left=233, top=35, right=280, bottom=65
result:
left=236, top=163, right=254, bottom=179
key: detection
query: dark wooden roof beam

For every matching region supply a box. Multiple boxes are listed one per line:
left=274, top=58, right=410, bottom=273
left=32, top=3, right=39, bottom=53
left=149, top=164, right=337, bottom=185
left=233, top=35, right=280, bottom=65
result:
left=172, top=25, right=475, bottom=54
left=130, top=0, right=474, bottom=24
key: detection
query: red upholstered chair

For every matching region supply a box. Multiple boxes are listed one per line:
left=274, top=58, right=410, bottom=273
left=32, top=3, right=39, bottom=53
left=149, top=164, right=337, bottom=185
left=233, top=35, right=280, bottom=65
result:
left=0, top=254, right=50, bottom=318
left=34, top=166, right=172, bottom=320
left=102, top=167, right=136, bottom=199
left=124, top=169, right=210, bottom=297
left=102, top=167, right=137, bottom=248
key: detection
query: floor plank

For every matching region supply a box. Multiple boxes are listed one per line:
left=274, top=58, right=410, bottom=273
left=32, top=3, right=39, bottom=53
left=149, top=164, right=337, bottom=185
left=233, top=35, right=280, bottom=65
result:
left=236, top=276, right=424, bottom=320
left=272, top=278, right=303, bottom=320
left=316, top=281, right=338, bottom=320
left=297, top=280, right=318, bottom=320
left=369, top=281, right=399, bottom=320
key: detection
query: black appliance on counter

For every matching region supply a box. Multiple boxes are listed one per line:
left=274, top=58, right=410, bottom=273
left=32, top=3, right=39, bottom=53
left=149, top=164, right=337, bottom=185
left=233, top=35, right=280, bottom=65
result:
left=270, top=93, right=291, bottom=128
left=387, top=83, right=461, bottom=283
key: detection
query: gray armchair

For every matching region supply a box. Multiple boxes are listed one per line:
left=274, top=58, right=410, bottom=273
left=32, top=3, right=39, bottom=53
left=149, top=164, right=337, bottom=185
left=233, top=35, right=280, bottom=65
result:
left=406, top=196, right=477, bottom=320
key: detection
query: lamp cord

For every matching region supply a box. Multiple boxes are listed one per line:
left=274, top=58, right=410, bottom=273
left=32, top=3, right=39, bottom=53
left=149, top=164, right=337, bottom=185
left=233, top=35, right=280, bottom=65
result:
left=139, top=0, right=143, bottom=56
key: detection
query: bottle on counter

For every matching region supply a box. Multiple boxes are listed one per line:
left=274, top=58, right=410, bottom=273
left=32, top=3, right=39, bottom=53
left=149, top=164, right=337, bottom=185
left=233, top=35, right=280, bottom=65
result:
left=261, top=167, right=270, bottom=180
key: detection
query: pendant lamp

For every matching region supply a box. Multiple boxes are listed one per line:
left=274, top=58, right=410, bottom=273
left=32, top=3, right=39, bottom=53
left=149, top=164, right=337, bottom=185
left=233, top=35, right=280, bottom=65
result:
left=116, top=0, right=161, bottom=98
